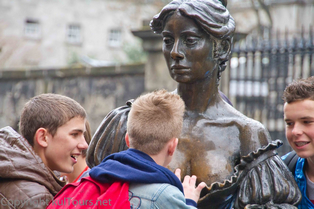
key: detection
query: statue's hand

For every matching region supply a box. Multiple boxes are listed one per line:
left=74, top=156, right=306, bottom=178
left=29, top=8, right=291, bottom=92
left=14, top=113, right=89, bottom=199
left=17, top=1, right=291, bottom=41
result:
left=244, top=203, right=298, bottom=209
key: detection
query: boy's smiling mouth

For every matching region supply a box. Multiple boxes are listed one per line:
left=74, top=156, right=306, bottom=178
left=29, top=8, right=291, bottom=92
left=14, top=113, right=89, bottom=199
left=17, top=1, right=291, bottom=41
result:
left=295, top=141, right=310, bottom=147
left=71, top=154, right=80, bottom=163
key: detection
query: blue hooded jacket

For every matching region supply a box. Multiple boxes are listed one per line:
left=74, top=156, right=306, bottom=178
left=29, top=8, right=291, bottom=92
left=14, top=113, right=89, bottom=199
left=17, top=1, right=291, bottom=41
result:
left=89, top=148, right=197, bottom=207
left=89, top=148, right=183, bottom=192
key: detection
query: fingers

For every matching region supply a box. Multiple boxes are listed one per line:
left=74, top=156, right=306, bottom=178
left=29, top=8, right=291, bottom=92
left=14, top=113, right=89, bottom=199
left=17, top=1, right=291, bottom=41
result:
left=174, top=169, right=207, bottom=203
left=183, top=175, right=196, bottom=187
left=181, top=174, right=207, bottom=203
left=196, top=182, right=206, bottom=193
left=175, top=168, right=181, bottom=181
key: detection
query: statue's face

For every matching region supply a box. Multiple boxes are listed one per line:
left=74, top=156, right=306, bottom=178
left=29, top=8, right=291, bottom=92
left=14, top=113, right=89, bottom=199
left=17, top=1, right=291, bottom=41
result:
left=162, top=12, right=216, bottom=84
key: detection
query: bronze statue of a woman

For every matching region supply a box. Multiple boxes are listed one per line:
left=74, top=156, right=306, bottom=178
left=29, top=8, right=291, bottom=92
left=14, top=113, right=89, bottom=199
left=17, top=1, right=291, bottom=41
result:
left=87, top=0, right=301, bottom=208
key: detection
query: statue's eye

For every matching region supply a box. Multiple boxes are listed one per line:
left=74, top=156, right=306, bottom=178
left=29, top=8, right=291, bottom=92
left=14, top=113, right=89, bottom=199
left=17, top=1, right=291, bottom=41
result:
left=184, top=37, right=199, bottom=45
left=163, top=37, right=173, bottom=45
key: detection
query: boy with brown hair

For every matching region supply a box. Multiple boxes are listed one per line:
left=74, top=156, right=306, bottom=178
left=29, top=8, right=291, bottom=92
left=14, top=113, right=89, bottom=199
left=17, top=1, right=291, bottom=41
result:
left=0, top=93, right=88, bottom=209
left=61, top=121, right=92, bottom=183
left=49, top=89, right=205, bottom=208
left=282, top=76, right=314, bottom=208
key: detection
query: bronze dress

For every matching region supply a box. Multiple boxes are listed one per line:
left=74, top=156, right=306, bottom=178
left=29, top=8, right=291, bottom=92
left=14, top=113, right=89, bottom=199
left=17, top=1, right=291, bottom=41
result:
left=87, top=100, right=301, bottom=209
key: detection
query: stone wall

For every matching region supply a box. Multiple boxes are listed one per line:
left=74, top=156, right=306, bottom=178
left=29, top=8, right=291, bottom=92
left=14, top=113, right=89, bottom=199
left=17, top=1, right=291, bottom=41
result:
left=0, top=64, right=145, bottom=134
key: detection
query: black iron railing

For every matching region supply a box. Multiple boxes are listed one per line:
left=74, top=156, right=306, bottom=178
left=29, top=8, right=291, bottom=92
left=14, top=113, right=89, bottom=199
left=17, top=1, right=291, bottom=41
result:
left=228, top=27, right=314, bottom=155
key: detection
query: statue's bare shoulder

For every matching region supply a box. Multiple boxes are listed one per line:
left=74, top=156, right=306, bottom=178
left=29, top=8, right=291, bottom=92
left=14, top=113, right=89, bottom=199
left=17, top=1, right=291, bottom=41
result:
left=205, top=100, right=272, bottom=155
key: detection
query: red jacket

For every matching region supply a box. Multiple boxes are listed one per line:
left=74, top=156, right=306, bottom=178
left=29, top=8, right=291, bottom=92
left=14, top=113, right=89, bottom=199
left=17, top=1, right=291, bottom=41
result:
left=47, top=177, right=130, bottom=209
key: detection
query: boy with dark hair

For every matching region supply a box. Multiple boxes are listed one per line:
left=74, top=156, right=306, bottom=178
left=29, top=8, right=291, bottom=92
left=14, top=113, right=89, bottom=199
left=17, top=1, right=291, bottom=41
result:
left=61, top=121, right=92, bottom=183
left=0, top=93, right=88, bottom=209
left=282, top=76, right=314, bottom=208
left=48, top=89, right=205, bottom=208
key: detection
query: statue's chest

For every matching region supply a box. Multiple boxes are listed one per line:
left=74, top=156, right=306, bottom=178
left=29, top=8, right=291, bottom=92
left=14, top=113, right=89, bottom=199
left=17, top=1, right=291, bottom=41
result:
left=180, top=118, right=242, bottom=153
left=169, top=119, right=242, bottom=185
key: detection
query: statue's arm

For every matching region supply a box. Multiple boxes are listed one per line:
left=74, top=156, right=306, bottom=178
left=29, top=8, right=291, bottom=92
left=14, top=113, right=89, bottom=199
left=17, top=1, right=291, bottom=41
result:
left=86, top=100, right=132, bottom=168
left=235, top=149, right=301, bottom=209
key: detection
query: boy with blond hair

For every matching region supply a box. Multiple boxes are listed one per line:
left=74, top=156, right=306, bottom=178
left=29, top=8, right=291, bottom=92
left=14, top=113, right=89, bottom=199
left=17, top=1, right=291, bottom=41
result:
left=0, top=93, right=88, bottom=209
left=282, top=76, right=314, bottom=208
left=49, top=89, right=205, bottom=208
left=89, top=89, right=205, bottom=208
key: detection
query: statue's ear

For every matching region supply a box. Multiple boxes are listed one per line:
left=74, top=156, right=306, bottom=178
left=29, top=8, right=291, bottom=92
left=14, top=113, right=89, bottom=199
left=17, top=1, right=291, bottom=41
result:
left=214, top=39, right=231, bottom=62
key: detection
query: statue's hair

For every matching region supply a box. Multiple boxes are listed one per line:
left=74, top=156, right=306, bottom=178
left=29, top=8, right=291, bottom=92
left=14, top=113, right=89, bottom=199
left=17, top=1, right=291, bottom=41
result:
left=19, top=93, right=86, bottom=147
left=282, top=76, right=314, bottom=103
left=127, top=89, right=185, bottom=155
left=150, top=0, right=235, bottom=40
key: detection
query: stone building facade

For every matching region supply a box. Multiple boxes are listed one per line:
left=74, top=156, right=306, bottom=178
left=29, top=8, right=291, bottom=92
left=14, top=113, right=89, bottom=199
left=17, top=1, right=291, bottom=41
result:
left=1, top=0, right=313, bottom=70
left=0, top=0, right=169, bottom=69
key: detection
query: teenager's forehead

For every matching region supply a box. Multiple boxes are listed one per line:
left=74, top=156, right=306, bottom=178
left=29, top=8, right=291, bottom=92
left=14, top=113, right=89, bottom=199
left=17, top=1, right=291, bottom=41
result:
left=284, top=99, right=314, bottom=118
left=56, top=117, right=86, bottom=131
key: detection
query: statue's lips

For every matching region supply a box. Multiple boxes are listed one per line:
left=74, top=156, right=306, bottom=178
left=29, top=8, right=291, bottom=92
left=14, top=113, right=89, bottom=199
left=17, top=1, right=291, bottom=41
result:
left=171, top=66, right=190, bottom=74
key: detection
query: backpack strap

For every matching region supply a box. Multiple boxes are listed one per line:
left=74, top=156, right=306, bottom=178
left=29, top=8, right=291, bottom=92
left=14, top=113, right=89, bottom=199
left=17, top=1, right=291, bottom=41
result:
left=283, top=150, right=298, bottom=175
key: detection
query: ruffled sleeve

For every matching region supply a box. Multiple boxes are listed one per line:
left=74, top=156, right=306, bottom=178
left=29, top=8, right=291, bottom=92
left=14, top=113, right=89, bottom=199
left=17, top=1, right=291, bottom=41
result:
left=235, top=140, right=302, bottom=208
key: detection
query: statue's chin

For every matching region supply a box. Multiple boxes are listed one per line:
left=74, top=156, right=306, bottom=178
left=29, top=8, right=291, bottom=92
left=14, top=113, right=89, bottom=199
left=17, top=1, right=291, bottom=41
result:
left=171, top=74, right=194, bottom=84
left=171, top=72, right=214, bottom=85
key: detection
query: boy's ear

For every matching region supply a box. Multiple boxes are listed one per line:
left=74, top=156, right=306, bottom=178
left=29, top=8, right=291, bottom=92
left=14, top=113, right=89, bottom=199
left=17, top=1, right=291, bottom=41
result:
left=35, top=128, right=49, bottom=148
left=125, top=133, right=130, bottom=147
left=168, top=137, right=178, bottom=156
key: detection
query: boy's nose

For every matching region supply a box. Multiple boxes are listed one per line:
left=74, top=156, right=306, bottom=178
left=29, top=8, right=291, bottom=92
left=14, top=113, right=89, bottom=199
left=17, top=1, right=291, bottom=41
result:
left=292, top=123, right=303, bottom=136
left=78, top=136, right=89, bottom=150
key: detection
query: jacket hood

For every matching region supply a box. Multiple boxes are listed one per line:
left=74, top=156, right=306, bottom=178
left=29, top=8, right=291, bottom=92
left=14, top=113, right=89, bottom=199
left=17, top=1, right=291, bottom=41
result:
left=0, top=126, right=65, bottom=195
left=89, top=148, right=183, bottom=193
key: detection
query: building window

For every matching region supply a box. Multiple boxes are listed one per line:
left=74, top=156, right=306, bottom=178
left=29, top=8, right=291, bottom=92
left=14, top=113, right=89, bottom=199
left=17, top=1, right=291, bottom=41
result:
left=108, top=29, right=122, bottom=47
left=67, top=24, right=81, bottom=44
left=24, top=19, right=40, bottom=39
